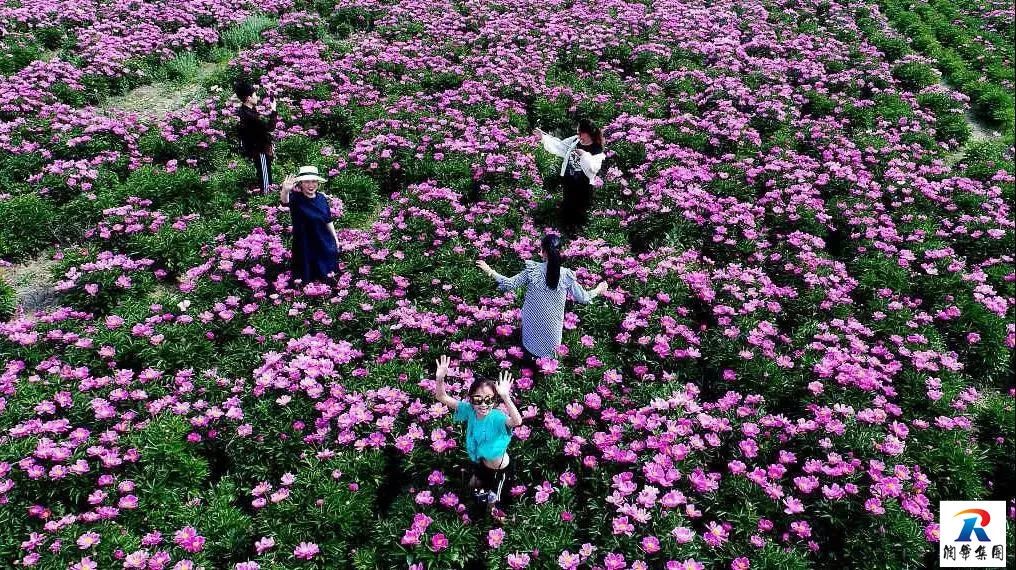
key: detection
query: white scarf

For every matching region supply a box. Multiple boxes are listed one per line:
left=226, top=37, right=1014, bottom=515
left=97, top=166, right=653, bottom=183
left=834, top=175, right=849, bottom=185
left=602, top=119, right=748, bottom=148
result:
left=540, top=134, right=605, bottom=183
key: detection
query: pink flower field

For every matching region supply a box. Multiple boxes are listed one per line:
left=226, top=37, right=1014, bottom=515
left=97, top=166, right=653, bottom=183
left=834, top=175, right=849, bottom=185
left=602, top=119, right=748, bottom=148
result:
left=0, top=0, right=1013, bottom=567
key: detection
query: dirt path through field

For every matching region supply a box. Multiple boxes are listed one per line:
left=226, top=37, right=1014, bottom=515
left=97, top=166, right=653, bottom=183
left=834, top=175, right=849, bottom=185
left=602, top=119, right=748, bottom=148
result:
left=102, top=61, right=227, bottom=118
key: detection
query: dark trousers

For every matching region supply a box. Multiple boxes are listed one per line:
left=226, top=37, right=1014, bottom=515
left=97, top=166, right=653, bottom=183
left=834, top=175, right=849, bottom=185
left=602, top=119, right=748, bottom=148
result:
left=559, top=175, right=591, bottom=235
left=253, top=152, right=273, bottom=193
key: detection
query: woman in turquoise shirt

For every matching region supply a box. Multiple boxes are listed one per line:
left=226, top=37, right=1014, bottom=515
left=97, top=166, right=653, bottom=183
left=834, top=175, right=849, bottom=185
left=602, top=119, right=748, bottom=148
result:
left=433, top=355, right=522, bottom=519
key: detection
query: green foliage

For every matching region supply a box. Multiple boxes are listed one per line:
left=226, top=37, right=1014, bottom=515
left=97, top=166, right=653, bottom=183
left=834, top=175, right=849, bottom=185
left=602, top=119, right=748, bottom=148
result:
left=164, top=51, right=201, bottom=84
left=51, top=80, right=90, bottom=107
left=222, top=13, right=278, bottom=51
left=822, top=503, right=929, bottom=569
left=0, top=34, right=43, bottom=75
left=975, top=393, right=1016, bottom=500
left=608, top=141, right=648, bottom=172
left=874, top=0, right=1015, bottom=139
left=933, top=111, right=971, bottom=143
left=280, top=18, right=325, bottom=42
left=530, top=96, right=573, bottom=134
left=871, top=33, right=910, bottom=62
left=274, top=134, right=326, bottom=167
left=747, top=545, right=813, bottom=569
left=855, top=253, right=911, bottom=294
left=916, top=91, right=956, bottom=114
left=138, top=130, right=182, bottom=164
left=330, top=170, right=380, bottom=223
left=428, top=154, right=473, bottom=190
left=0, top=194, right=57, bottom=260
left=187, top=478, right=255, bottom=564
left=0, top=276, right=15, bottom=320
left=128, top=415, right=211, bottom=515
left=961, top=139, right=1016, bottom=182
left=34, top=25, right=70, bottom=50
left=918, top=432, right=990, bottom=500
left=966, top=81, right=1016, bottom=129
left=117, top=166, right=215, bottom=215
left=803, top=90, right=837, bottom=118
left=0, top=147, right=46, bottom=190
left=892, top=61, right=939, bottom=90
left=625, top=213, right=704, bottom=254
left=322, top=5, right=379, bottom=37
left=201, top=57, right=245, bottom=92
left=419, top=70, right=465, bottom=93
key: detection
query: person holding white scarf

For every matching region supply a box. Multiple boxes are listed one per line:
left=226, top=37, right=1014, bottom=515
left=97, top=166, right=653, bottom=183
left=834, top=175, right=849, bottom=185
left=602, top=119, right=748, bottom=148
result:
left=534, top=119, right=605, bottom=235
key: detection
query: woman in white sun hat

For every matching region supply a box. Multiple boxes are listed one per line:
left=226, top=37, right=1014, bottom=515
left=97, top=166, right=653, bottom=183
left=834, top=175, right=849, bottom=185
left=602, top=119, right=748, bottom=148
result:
left=280, top=166, right=340, bottom=283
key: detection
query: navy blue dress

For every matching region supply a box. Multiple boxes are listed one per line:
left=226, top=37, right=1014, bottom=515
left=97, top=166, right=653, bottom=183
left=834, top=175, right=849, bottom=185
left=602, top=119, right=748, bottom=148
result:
left=289, top=192, right=338, bottom=282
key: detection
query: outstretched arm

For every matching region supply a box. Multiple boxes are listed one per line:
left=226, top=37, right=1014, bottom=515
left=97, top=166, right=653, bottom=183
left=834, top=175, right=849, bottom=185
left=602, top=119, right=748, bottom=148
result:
left=567, top=272, right=607, bottom=304
left=434, top=355, right=458, bottom=411
left=535, top=129, right=575, bottom=158
left=476, top=260, right=530, bottom=291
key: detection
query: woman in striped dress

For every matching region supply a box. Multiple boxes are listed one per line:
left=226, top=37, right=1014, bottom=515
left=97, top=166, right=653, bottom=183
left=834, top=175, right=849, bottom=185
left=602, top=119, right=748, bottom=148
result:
left=476, top=234, right=607, bottom=363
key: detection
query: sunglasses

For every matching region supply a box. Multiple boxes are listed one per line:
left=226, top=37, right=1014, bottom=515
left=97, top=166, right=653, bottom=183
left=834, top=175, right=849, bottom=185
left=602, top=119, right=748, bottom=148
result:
left=470, top=396, right=497, bottom=407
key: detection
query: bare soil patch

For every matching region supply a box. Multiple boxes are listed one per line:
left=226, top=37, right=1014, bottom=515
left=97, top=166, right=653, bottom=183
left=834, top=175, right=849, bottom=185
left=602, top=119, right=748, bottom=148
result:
left=2, top=254, right=60, bottom=317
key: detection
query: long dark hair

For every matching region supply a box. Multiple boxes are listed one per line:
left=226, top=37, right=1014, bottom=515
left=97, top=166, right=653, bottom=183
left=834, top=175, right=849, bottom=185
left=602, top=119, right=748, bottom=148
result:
left=542, top=233, right=562, bottom=290
left=577, top=118, right=604, bottom=147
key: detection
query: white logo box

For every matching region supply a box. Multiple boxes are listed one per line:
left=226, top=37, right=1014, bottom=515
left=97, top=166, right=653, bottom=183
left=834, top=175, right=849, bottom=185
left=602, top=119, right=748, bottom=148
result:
left=939, top=500, right=1007, bottom=568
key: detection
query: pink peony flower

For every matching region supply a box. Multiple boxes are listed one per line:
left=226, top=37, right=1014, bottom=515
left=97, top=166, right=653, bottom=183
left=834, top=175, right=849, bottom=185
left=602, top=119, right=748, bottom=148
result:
left=507, top=553, right=531, bottom=569
left=76, top=532, right=100, bottom=550
left=293, top=542, right=319, bottom=560
left=430, top=533, right=449, bottom=551
left=254, top=536, right=275, bottom=554
left=173, top=527, right=205, bottom=553
left=672, top=527, right=695, bottom=543
left=558, top=551, right=581, bottom=569
left=488, top=528, right=505, bottom=548
left=641, top=535, right=661, bottom=553
left=604, top=552, right=626, bottom=570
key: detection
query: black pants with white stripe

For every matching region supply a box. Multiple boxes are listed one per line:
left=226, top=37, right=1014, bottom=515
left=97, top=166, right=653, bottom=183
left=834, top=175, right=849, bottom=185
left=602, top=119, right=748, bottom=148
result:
left=253, top=152, right=273, bottom=194
left=472, top=460, right=512, bottom=502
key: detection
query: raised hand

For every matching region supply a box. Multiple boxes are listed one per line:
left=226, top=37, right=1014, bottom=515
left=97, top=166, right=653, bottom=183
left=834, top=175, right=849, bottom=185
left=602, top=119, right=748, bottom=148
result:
left=495, top=370, right=513, bottom=398
left=282, top=174, right=296, bottom=192
left=435, top=355, right=451, bottom=380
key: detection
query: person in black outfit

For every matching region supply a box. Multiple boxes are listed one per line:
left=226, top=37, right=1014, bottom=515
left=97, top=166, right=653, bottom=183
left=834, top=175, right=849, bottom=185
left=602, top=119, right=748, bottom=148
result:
left=535, top=119, right=606, bottom=236
left=234, top=79, right=278, bottom=194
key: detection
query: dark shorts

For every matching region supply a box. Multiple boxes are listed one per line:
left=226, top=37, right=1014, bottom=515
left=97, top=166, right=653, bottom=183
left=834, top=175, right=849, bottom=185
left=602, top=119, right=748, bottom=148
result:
left=470, top=460, right=513, bottom=502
